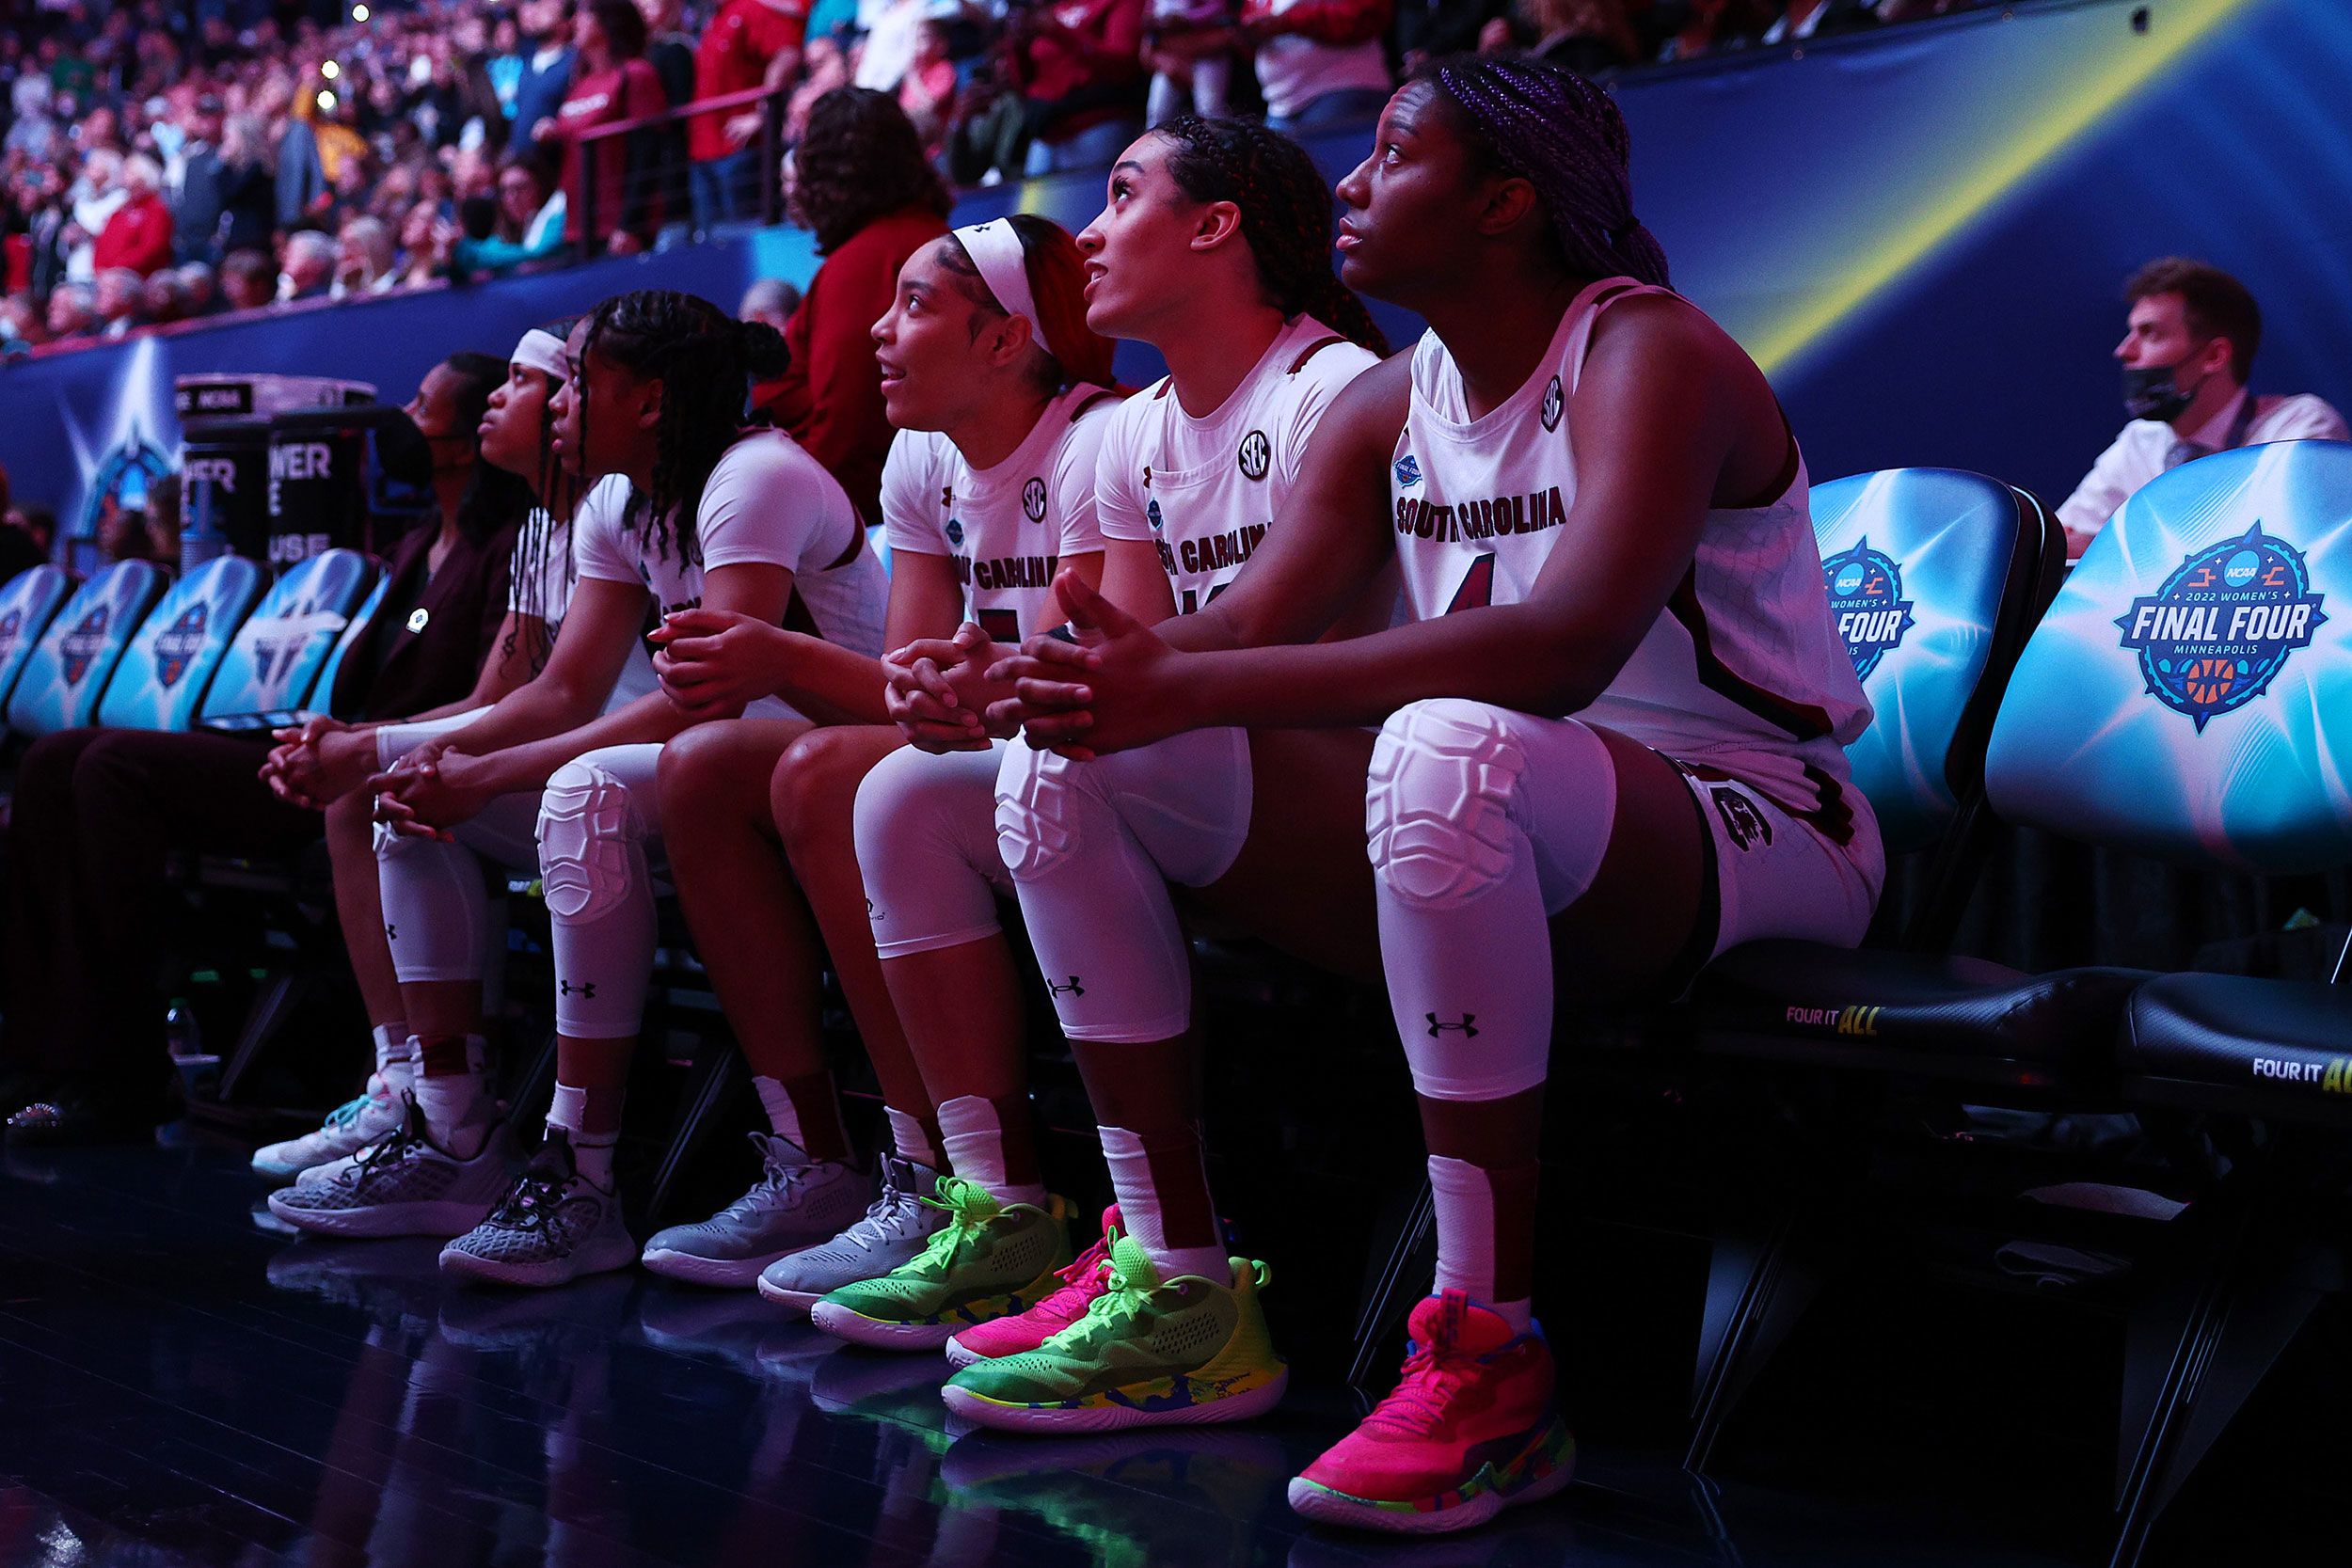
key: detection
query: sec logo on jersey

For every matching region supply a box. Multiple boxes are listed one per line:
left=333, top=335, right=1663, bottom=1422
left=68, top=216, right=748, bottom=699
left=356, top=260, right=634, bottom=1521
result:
left=2117, top=522, right=2327, bottom=732
left=1820, top=537, right=1915, bottom=681
left=1539, top=375, right=1565, bottom=434
left=1237, top=430, right=1271, bottom=483
left=1022, top=478, right=1047, bottom=522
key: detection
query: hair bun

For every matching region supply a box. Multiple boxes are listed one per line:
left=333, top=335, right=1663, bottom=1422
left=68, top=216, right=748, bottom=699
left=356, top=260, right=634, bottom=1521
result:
left=737, top=318, right=791, bottom=379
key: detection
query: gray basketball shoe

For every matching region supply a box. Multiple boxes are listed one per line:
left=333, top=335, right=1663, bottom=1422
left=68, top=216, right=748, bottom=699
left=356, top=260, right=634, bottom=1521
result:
left=640, top=1133, right=875, bottom=1288
left=267, top=1099, right=518, bottom=1238
left=438, top=1128, right=637, bottom=1289
left=755, top=1150, right=946, bottom=1309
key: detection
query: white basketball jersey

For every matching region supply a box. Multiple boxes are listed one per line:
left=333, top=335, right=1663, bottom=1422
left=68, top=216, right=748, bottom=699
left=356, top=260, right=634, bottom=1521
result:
left=1098, top=315, right=1378, bottom=616
left=881, top=386, right=1120, bottom=641
left=1391, top=278, right=1873, bottom=837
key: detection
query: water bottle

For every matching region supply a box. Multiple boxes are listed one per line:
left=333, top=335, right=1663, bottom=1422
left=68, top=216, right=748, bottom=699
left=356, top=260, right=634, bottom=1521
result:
left=167, top=999, right=220, bottom=1100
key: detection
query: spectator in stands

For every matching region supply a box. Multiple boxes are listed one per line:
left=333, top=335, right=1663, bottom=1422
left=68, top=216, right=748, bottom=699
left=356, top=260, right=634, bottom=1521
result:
left=65, top=148, right=127, bottom=282
left=1241, top=0, right=1396, bottom=132
left=764, top=87, right=951, bottom=522
left=1396, top=0, right=1510, bottom=71
left=689, top=0, right=808, bottom=230
left=539, top=0, right=670, bottom=255
left=1759, top=0, right=1878, bottom=43
left=168, top=91, right=228, bottom=265
left=896, top=17, right=960, bottom=147
left=0, top=296, right=42, bottom=356
left=139, top=265, right=190, bottom=325
left=218, top=246, right=274, bottom=311
left=1143, top=0, right=1236, bottom=126
left=332, top=213, right=399, bottom=296
left=1501, top=0, right=1636, bottom=71
left=276, top=90, right=331, bottom=229
left=739, top=275, right=802, bottom=331
left=280, top=228, right=337, bottom=301
left=2057, top=258, right=2351, bottom=558
left=11, top=165, right=72, bottom=304
left=1, top=353, right=532, bottom=1145
left=94, top=493, right=155, bottom=561
left=785, top=32, right=850, bottom=143
left=92, top=266, right=145, bottom=336
left=5, top=76, right=60, bottom=164
left=44, top=279, right=96, bottom=340
left=455, top=153, right=570, bottom=276
left=177, top=259, right=219, bottom=315
left=1656, top=0, right=1771, bottom=60
left=511, top=0, right=581, bottom=155
left=214, top=114, right=277, bottom=257
left=1012, top=0, right=1149, bottom=176
left=638, top=0, right=699, bottom=230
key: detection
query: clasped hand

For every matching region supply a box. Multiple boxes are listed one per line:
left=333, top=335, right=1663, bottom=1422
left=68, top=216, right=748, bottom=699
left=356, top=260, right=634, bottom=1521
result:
left=259, top=716, right=376, bottom=810
left=983, top=570, right=1191, bottom=760
left=649, top=607, right=781, bottom=721
left=364, top=740, right=499, bottom=842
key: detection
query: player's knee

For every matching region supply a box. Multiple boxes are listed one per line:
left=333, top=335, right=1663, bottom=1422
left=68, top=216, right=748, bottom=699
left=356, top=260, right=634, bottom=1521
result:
left=536, top=759, right=639, bottom=925
left=771, top=727, right=866, bottom=852
left=656, top=720, right=739, bottom=803
left=994, top=743, right=1100, bottom=883
left=1365, top=699, right=1532, bottom=910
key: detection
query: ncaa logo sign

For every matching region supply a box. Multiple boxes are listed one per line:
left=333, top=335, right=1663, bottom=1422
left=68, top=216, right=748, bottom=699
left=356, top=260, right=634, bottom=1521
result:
left=152, top=604, right=211, bottom=688
left=1820, top=537, right=1915, bottom=680
left=2117, top=523, right=2327, bottom=732
left=1237, top=430, right=1271, bottom=483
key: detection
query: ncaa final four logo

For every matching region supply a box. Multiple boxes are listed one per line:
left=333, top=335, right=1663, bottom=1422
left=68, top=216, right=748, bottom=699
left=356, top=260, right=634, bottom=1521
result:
left=60, top=606, right=113, bottom=686
left=1820, top=537, right=1915, bottom=680
left=152, top=604, right=211, bottom=687
left=2117, top=523, right=2327, bottom=732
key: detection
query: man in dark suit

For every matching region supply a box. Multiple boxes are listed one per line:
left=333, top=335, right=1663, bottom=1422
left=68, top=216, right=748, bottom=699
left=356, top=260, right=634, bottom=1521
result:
left=171, top=93, right=230, bottom=265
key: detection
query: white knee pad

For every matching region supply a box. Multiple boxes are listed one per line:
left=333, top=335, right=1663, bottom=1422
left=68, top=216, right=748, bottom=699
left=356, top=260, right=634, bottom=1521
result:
left=853, top=742, right=1009, bottom=959
left=537, top=760, right=642, bottom=925
left=1367, top=699, right=1614, bottom=917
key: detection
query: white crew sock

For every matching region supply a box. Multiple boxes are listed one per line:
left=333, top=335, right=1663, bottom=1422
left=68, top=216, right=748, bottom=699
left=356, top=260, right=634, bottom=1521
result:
left=1428, top=1154, right=1534, bottom=1332
left=410, top=1034, right=490, bottom=1156
left=548, top=1082, right=620, bottom=1189
left=1100, top=1124, right=1227, bottom=1284
left=937, top=1096, right=1044, bottom=1207
left=372, top=1025, right=418, bottom=1099
left=885, top=1105, right=946, bottom=1173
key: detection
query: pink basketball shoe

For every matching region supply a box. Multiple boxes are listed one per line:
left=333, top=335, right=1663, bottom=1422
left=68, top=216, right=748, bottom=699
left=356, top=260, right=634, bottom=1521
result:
left=1288, top=1291, right=1575, bottom=1534
left=944, top=1203, right=1120, bottom=1369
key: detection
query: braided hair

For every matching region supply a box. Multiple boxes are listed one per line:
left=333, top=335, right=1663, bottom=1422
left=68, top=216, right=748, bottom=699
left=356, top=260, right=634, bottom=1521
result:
left=505, top=315, right=581, bottom=675
left=933, top=214, right=1121, bottom=392
left=437, top=352, right=537, bottom=550
left=575, top=290, right=790, bottom=567
left=1408, top=55, right=1669, bottom=289
left=1156, top=116, right=1388, bottom=356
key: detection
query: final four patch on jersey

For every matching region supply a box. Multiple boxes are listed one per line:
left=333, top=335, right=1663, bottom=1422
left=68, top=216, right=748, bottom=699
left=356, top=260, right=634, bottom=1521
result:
left=1394, top=454, right=1422, bottom=488
left=2116, top=523, right=2327, bottom=732
left=1237, top=430, right=1271, bottom=482
left=1147, top=498, right=1165, bottom=532
left=946, top=517, right=965, bottom=546
left=153, top=604, right=212, bottom=688
left=1820, top=536, right=1915, bottom=680
left=1540, top=375, right=1565, bottom=433
left=1022, top=478, right=1047, bottom=522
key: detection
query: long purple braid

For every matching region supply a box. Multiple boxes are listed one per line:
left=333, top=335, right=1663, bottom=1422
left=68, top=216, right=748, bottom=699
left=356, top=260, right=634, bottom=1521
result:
left=1416, top=56, right=1670, bottom=289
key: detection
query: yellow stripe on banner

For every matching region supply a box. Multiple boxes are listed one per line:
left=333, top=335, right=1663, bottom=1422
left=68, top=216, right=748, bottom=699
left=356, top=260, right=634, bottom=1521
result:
left=1754, top=0, right=2261, bottom=376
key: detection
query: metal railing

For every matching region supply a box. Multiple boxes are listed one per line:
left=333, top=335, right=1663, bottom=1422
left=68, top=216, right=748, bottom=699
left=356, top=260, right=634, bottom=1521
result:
left=575, top=81, right=791, bottom=246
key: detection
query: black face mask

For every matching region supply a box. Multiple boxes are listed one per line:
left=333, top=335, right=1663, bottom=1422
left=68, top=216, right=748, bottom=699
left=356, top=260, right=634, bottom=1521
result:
left=2122, top=360, right=2200, bottom=423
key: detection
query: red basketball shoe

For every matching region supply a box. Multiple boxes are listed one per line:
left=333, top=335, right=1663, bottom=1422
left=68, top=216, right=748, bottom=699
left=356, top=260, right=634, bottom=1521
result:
left=1288, top=1291, right=1574, bottom=1534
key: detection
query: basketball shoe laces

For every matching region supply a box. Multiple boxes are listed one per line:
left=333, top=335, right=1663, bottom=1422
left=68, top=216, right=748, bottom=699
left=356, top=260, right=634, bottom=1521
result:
left=485, top=1142, right=578, bottom=1233
left=834, top=1155, right=924, bottom=1254
left=346, top=1099, right=432, bottom=1183
left=1028, top=1224, right=1118, bottom=1323
left=1360, top=1338, right=1482, bottom=1438
left=904, top=1176, right=1002, bottom=1271
left=723, top=1133, right=819, bottom=1218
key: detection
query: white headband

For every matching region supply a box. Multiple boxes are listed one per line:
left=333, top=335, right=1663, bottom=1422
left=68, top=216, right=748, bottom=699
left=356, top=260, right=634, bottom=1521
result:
left=952, top=220, right=1054, bottom=365
left=512, top=328, right=568, bottom=381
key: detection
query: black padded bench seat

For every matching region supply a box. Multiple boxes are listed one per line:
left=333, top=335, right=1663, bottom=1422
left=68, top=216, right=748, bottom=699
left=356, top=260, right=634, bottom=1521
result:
left=2122, top=972, right=2352, bottom=1125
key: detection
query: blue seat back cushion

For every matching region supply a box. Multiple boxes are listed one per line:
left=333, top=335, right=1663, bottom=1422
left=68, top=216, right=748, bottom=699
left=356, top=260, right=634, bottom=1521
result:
left=309, top=574, right=390, bottom=721
left=1986, top=439, right=2352, bottom=875
left=0, top=565, right=73, bottom=710
left=98, top=554, right=266, bottom=731
left=1811, top=468, right=2012, bottom=855
left=200, top=548, right=377, bottom=720
left=7, top=560, right=166, bottom=736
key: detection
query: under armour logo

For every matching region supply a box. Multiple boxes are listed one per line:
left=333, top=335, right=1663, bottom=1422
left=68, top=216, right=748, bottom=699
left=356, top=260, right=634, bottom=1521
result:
left=384, top=924, right=397, bottom=942
left=561, top=980, right=597, bottom=999
left=1426, top=1014, right=1478, bottom=1038
left=1048, top=976, right=1086, bottom=998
